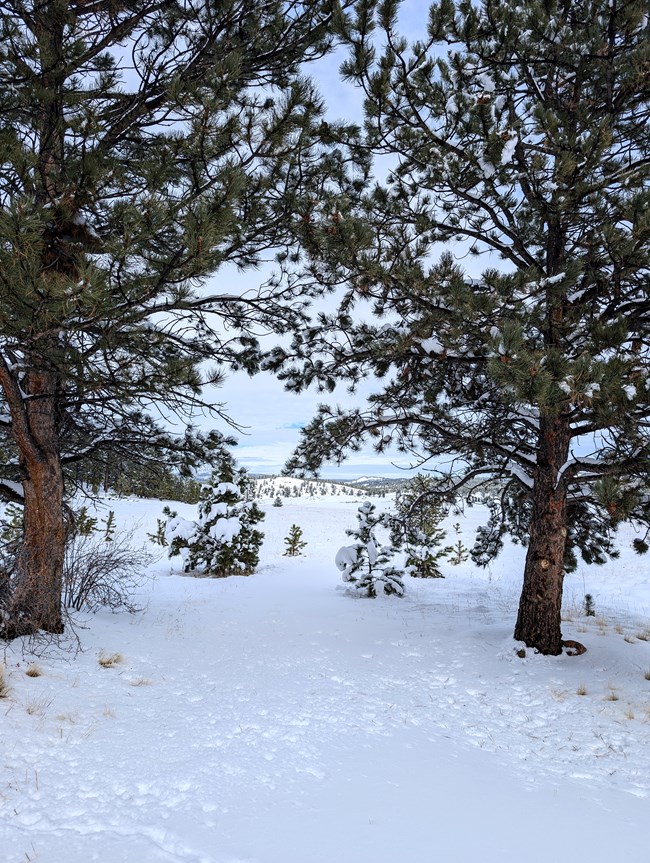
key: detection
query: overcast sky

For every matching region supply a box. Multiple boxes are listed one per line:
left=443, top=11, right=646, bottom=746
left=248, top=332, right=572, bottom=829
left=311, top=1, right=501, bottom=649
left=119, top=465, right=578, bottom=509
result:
left=201, top=3, right=463, bottom=479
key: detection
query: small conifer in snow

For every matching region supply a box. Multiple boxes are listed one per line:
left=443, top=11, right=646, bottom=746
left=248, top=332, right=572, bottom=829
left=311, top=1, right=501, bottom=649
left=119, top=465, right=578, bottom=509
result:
left=164, top=455, right=264, bottom=577
left=389, top=476, right=450, bottom=578
left=273, top=496, right=283, bottom=507
left=448, top=539, right=470, bottom=566
left=335, top=502, right=404, bottom=598
left=283, top=524, right=307, bottom=556
left=446, top=523, right=471, bottom=566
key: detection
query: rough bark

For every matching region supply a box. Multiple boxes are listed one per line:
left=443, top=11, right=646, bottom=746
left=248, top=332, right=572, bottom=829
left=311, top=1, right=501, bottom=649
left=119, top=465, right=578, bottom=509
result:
left=514, top=414, right=571, bottom=655
left=1, top=368, right=65, bottom=638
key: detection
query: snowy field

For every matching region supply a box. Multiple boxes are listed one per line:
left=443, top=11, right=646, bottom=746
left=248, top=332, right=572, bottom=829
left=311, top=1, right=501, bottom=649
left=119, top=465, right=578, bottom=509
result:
left=2, top=491, right=650, bottom=863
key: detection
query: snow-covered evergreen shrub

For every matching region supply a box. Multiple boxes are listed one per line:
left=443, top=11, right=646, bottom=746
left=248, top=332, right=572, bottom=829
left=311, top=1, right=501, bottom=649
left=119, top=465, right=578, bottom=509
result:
left=335, top=501, right=404, bottom=597
left=165, top=456, right=264, bottom=577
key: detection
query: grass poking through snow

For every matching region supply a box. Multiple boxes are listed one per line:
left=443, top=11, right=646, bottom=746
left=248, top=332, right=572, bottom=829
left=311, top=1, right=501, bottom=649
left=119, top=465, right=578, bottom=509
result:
left=98, top=651, right=123, bottom=669
left=25, top=664, right=43, bottom=678
left=0, top=665, right=10, bottom=698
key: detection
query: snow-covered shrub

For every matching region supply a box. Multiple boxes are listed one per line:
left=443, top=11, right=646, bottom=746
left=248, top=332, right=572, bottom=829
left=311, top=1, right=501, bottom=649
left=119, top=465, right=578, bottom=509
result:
left=336, top=501, right=404, bottom=597
left=165, top=456, right=264, bottom=577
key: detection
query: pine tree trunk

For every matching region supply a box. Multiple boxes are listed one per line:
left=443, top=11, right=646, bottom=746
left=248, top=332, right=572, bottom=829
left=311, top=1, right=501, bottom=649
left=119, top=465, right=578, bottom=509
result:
left=2, top=368, right=65, bottom=638
left=514, top=415, right=571, bottom=655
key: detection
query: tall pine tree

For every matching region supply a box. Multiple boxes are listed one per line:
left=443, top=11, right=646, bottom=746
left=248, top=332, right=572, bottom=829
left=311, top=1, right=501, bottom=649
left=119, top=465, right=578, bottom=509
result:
left=0, top=0, right=352, bottom=638
left=275, top=0, right=650, bottom=654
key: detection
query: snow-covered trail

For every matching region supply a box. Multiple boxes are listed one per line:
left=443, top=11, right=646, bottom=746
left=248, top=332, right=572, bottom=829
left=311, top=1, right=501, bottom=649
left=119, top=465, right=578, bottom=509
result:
left=1, top=497, right=650, bottom=862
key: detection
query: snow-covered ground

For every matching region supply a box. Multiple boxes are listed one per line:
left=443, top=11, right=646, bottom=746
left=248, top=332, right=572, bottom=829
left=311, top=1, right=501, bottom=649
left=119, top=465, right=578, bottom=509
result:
left=2, top=492, right=650, bottom=863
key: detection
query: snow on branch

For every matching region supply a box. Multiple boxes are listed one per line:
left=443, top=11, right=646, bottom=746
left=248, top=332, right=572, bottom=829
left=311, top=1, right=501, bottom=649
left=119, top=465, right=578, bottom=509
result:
left=0, top=478, right=24, bottom=503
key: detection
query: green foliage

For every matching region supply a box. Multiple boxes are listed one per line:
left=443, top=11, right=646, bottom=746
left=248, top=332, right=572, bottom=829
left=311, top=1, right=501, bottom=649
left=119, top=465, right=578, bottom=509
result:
left=335, top=501, right=404, bottom=597
left=278, top=0, right=650, bottom=584
left=0, top=503, right=23, bottom=548
left=0, top=2, right=352, bottom=637
left=583, top=594, right=596, bottom=617
left=283, top=524, right=307, bottom=556
left=389, top=475, right=450, bottom=578
left=165, top=453, right=265, bottom=577
left=102, top=511, right=116, bottom=543
left=273, top=496, right=284, bottom=508
left=73, top=507, right=98, bottom=538
left=147, top=519, right=169, bottom=548
left=448, top=540, right=470, bottom=566
left=71, top=451, right=204, bottom=503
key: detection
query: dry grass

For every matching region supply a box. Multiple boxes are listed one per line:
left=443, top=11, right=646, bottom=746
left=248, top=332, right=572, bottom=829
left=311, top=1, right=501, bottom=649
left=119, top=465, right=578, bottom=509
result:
left=102, top=705, right=116, bottom=718
left=0, top=665, right=10, bottom=699
left=623, top=634, right=636, bottom=644
left=636, top=629, right=650, bottom=642
left=98, top=651, right=123, bottom=669
left=129, top=676, right=152, bottom=687
left=625, top=708, right=635, bottom=720
left=614, top=623, right=625, bottom=635
left=604, top=689, right=620, bottom=702
left=25, top=664, right=43, bottom=678
left=576, top=684, right=588, bottom=696
left=25, top=695, right=52, bottom=717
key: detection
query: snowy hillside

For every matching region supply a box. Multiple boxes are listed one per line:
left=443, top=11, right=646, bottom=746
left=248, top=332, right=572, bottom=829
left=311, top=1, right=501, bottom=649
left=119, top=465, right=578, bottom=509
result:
left=1, top=493, right=650, bottom=862
left=254, top=475, right=367, bottom=499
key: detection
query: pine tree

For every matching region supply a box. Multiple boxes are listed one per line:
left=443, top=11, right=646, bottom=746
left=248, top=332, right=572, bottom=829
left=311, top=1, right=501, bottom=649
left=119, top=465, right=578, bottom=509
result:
left=283, top=524, right=307, bottom=556
left=390, top=474, right=450, bottom=578
left=165, top=453, right=264, bottom=577
left=448, top=541, right=470, bottom=567
left=277, top=0, right=650, bottom=654
left=335, top=502, right=404, bottom=597
left=273, top=496, right=284, bottom=508
left=0, top=1, right=352, bottom=638
left=389, top=475, right=450, bottom=578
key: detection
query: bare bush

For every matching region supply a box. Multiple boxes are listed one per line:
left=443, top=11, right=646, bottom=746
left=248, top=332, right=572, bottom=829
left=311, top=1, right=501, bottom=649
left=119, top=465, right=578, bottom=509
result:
left=63, top=528, right=155, bottom=613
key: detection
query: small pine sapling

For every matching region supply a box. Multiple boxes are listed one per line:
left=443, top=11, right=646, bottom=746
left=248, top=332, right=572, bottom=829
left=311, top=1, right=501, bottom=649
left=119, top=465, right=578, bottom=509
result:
left=165, top=453, right=264, bottom=577
left=147, top=518, right=168, bottom=547
left=447, top=521, right=470, bottom=566
left=448, top=540, right=470, bottom=566
left=583, top=593, right=596, bottom=617
left=74, top=506, right=98, bottom=537
left=273, top=496, right=283, bottom=507
left=335, top=501, right=404, bottom=597
left=102, top=511, right=116, bottom=542
left=283, top=524, right=307, bottom=556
